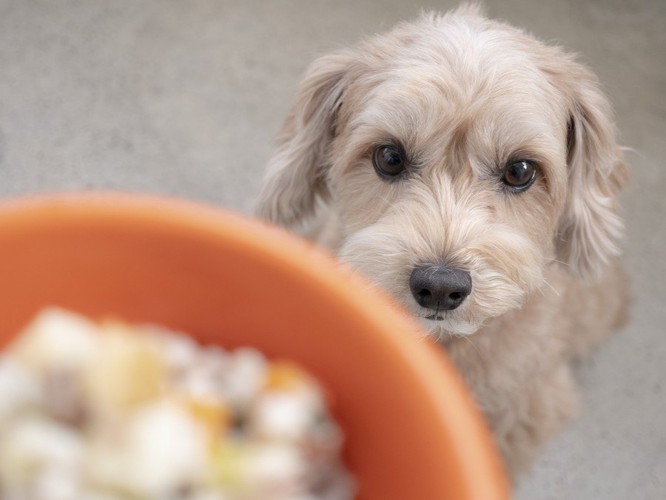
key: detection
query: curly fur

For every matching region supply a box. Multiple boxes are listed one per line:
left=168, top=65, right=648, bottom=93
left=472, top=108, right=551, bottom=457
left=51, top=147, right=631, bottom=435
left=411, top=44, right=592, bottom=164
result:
left=256, top=4, right=629, bottom=481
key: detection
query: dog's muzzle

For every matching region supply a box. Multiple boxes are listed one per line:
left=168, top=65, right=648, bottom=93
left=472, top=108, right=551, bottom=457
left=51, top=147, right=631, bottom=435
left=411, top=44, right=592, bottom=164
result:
left=409, top=264, right=472, bottom=314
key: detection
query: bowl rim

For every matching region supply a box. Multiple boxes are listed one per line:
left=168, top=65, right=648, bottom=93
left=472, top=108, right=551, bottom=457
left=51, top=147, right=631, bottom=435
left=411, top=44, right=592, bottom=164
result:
left=0, top=191, right=510, bottom=499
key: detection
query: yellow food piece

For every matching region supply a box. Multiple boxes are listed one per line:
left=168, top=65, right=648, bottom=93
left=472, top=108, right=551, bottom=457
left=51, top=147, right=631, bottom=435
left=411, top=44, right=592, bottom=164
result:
left=210, top=441, right=250, bottom=490
left=84, top=321, right=166, bottom=413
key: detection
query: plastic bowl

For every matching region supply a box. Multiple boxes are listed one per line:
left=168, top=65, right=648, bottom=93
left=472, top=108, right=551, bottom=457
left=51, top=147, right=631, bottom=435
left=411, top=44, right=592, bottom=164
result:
left=0, top=193, right=508, bottom=500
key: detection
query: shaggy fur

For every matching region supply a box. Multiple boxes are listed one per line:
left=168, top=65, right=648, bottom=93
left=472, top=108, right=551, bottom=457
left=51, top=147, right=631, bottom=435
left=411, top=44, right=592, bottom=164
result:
left=256, top=5, right=629, bottom=480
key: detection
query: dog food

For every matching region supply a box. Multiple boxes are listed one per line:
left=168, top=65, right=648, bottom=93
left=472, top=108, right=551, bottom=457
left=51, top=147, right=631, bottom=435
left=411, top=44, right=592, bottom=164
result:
left=0, top=308, right=354, bottom=499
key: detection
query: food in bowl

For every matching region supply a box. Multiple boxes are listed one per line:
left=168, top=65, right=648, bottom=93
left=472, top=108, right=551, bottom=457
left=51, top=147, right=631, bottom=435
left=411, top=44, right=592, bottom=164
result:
left=0, top=308, right=354, bottom=499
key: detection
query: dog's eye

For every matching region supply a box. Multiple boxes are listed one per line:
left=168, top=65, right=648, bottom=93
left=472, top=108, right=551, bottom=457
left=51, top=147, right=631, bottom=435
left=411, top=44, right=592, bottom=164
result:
left=373, top=145, right=407, bottom=179
left=502, top=160, right=537, bottom=192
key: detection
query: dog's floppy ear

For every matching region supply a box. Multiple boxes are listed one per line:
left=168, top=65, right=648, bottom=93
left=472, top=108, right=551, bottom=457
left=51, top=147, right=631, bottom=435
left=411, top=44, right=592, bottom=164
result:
left=554, top=62, right=629, bottom=279
left=255, top=51, right=354, bottom=228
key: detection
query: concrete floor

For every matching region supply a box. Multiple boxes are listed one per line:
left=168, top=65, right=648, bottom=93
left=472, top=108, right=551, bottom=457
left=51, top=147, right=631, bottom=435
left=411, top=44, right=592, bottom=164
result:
left=0, top=0, right=664, bottom=498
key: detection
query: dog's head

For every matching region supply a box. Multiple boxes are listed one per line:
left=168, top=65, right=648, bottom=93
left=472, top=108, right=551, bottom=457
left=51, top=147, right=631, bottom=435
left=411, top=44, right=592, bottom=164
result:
left=256, top=5, right=627, bottom=338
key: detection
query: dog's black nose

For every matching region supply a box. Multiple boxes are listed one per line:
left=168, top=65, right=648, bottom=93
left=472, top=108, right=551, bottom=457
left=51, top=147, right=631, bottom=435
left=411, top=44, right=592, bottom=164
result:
left=409, top=265, right=472, bottom=311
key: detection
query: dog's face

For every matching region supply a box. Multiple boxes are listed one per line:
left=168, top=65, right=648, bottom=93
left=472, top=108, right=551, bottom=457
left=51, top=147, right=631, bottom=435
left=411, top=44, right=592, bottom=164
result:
left=257, top=6, right=627, bottom=339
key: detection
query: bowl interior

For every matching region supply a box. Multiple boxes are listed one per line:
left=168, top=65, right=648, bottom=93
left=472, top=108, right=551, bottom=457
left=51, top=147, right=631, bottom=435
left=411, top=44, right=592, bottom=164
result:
left=0, top=194, right=508, bottom=500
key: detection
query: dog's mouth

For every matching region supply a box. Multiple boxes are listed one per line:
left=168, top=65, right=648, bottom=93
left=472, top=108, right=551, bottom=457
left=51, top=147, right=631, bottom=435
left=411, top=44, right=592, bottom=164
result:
left=425, top=314, right=445, bottom=321
left=415, top=308, right=482, bottom=337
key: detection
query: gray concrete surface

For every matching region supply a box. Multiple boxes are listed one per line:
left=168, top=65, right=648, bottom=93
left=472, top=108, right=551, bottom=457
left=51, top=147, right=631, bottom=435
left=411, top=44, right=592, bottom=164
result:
left=0, top=0, right=664, bottom=498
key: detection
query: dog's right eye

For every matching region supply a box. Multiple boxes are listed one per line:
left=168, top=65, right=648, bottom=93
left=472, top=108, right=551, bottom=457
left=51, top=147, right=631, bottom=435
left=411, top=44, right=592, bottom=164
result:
left=501, top=160, right=538, bottom=192
left=373, top=145, right=407, bottom=179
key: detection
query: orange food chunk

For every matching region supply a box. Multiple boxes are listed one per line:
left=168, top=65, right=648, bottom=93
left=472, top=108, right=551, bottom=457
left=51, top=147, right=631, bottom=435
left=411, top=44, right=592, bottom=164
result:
left=185, top=397, right=231, bottom=446
left=264, top=361, right=313, bottom=391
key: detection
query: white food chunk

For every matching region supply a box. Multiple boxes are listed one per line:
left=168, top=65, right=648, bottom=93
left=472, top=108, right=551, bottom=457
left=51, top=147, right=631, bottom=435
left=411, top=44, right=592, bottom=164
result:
left=251, top=392, right=315, bottom=442
left=220, top=348, right=267, bottom=408
left=0, top=416, right=84, bottom=492
left=87, top=400, right=208, bottom=496
left=0, top=358, right=40, bottom=425
left=246, top=444, right=306, bottom=498
left=9, top=308, right=99, bottom=372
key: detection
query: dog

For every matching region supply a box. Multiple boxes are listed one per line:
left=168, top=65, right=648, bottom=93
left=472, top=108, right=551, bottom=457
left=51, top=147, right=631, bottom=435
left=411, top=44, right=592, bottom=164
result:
left=255, top=4, right=629, bottom=480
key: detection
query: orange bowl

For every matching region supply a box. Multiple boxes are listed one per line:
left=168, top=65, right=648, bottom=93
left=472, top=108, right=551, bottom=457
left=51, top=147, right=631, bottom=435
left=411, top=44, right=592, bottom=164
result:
left=0, top=193, right=508, bottom=500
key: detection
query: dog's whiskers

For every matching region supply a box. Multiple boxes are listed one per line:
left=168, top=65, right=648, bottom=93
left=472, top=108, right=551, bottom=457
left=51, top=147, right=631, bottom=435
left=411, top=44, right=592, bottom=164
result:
left=540, top=277, right=561, bottom=297
left=548, top=258, right=572, bottom=268
left=453, top=332, right=485, bottom=362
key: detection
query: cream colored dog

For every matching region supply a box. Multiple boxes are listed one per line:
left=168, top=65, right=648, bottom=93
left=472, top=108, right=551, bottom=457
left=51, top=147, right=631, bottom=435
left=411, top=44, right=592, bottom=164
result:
left=256, top=5, right=628, bottom=480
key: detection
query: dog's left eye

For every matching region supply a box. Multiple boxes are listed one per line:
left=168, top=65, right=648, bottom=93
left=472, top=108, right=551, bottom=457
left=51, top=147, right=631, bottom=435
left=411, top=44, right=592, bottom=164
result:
left=373, top=145, right=407, bottom=179
left=501, top=160, right=537, bottom=192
